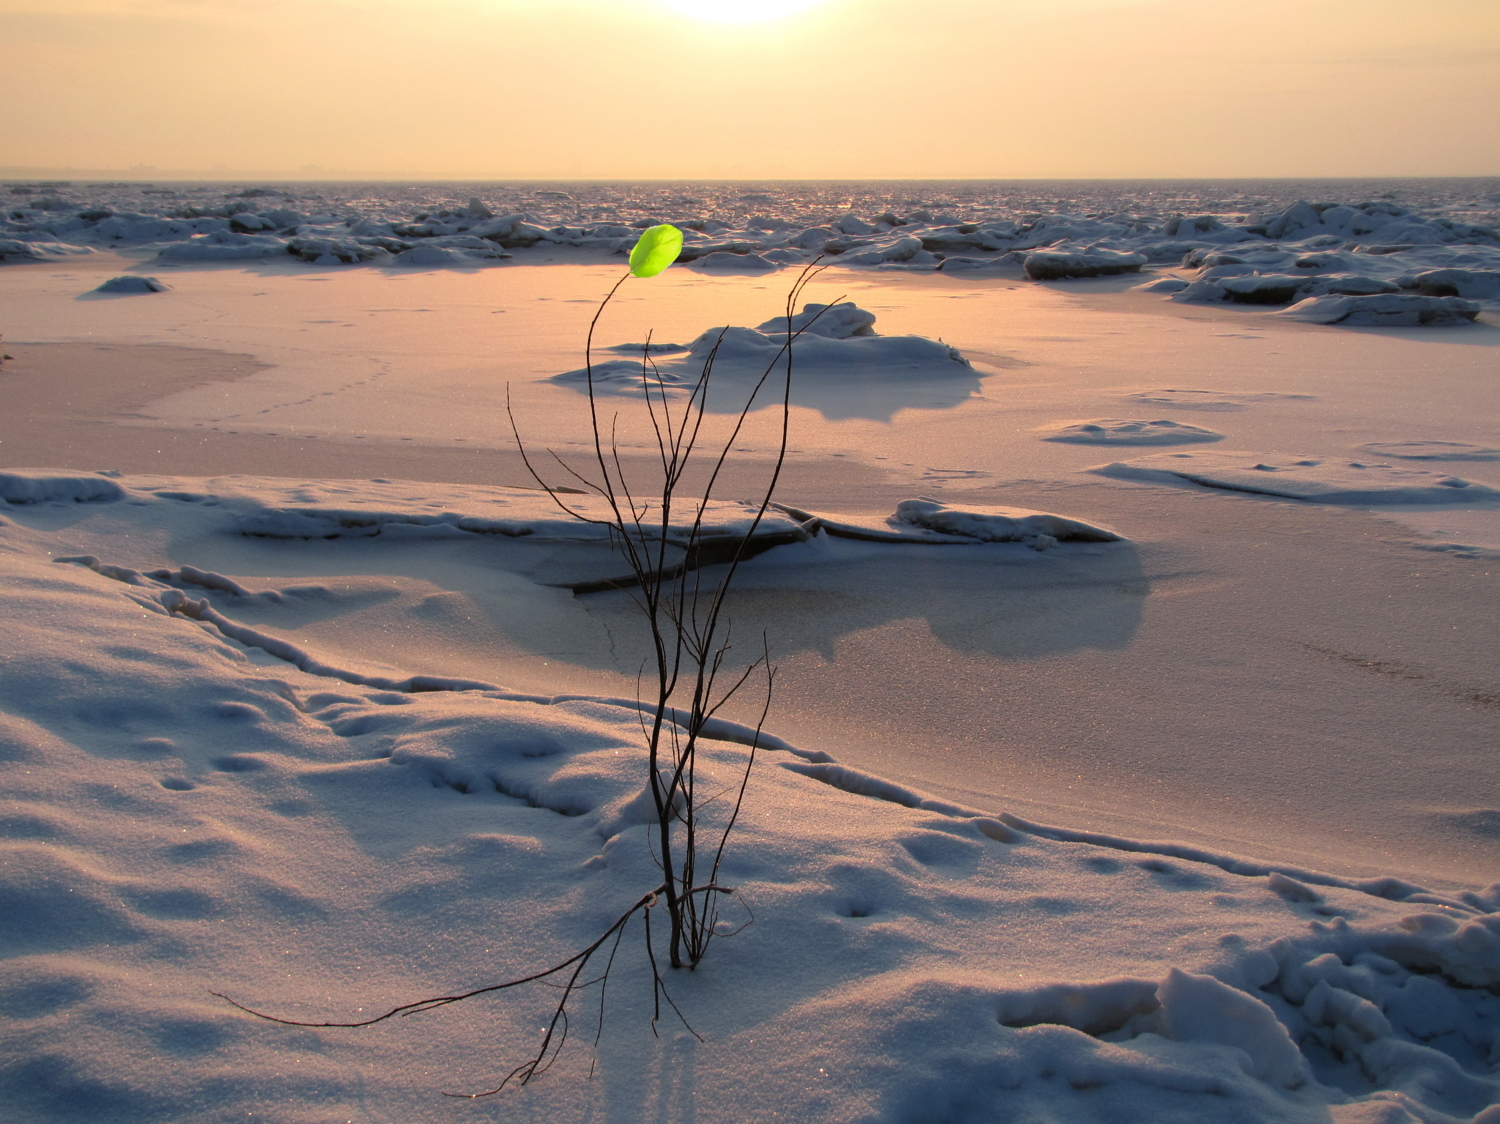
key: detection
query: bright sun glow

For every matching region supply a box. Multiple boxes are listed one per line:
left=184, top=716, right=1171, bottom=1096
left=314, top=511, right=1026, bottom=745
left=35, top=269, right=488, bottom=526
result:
left=659, top=0, right=829, bottom=22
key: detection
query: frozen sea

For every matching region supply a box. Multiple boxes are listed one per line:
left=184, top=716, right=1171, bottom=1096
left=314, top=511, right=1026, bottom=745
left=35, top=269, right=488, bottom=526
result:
left=1, top=178, right=1498, bottom=1124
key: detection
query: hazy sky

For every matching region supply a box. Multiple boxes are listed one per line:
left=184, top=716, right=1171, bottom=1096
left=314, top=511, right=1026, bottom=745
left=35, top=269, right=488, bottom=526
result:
left=2, top=0, right=1497, bottom=179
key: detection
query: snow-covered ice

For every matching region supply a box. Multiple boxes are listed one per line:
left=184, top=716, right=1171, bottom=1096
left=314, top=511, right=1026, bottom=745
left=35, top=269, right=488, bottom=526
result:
left=2, top=177, right=1499, bottom=1124
left=1280, top=294, right=1481, bottom=327
left=6, top=179, right=1500, bottom=323
left=551, top=301, right=974, bottom=420
left=3, top=468, right=1499, bottom=1124
left=1091, top=452, right=1500, bottom=505
left=1040, top=418, right=1224, bottom=445
left=1359, top=442, right=1500, bottom=462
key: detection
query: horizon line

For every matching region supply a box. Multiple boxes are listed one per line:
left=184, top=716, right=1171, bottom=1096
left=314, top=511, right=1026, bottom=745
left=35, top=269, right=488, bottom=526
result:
left=4, top=170, right=1499, bottom=185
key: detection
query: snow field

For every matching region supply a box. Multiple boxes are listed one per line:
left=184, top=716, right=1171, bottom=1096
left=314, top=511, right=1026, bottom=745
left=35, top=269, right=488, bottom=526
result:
left=3, top=505, right=1499, bottom=1123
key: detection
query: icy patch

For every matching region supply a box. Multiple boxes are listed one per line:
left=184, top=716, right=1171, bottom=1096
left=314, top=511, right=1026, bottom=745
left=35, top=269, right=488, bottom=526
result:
left=1122, top=389, right=1316, bottom=412
left=92, top=276, right=169, bottom=295
left=1091, top=452, right=1500, bottom=504
left=1279, top=294, right=1481, bottom=327
left=1358, top=441, right=1500, bottom=462
left=1039, top=419, right=1223, bottom=446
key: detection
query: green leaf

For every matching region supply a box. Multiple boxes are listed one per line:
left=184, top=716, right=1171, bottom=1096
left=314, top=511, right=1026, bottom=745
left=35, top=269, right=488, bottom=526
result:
left=628, top=224, right=684, bottom=278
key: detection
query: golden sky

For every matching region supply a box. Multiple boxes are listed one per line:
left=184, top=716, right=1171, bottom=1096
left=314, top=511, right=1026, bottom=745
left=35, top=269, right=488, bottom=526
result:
left=2, top=0, right=1497, bottom=178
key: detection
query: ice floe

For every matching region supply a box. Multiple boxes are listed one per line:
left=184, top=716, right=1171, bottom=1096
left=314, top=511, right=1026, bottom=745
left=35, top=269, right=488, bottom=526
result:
left=1278, top=294, right=1481, bottom=326
left=3, top=182, right=1496, bottom=326
left=1090, top=452, right=1500, bottom=504
left=1410, top=268, right=1500, bottom=299
left=1023, top=248, right=1147, bottom=280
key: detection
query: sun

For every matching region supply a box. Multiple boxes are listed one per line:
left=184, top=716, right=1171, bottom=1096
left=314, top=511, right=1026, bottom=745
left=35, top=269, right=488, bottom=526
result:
left=658, top=0, right=830, bottom=22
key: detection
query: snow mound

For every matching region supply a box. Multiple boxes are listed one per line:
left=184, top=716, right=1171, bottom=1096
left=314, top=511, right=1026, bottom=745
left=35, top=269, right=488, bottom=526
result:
left=0, top=469, right=126, bottom=505
left=1358, top=441, right=1500, bottom=462
left=1279, top=294, right=1481, bottom=327
left=1090, top=452, right=1500, bottom=504
left=92, top=275, right=169, bottom=294
left=685, top=326, right=966, bottom=373
left=554, top=303, right=971, bottom=401
left=684, top=303, right=968, bottom=372
left=755, top=301, right=877, bottom=339
left=1154, top=968, right=1310, bottom=1088
left=1040, top=419, right=1224, bottom=446
left=1136, top=276, right=1191, bottom=293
